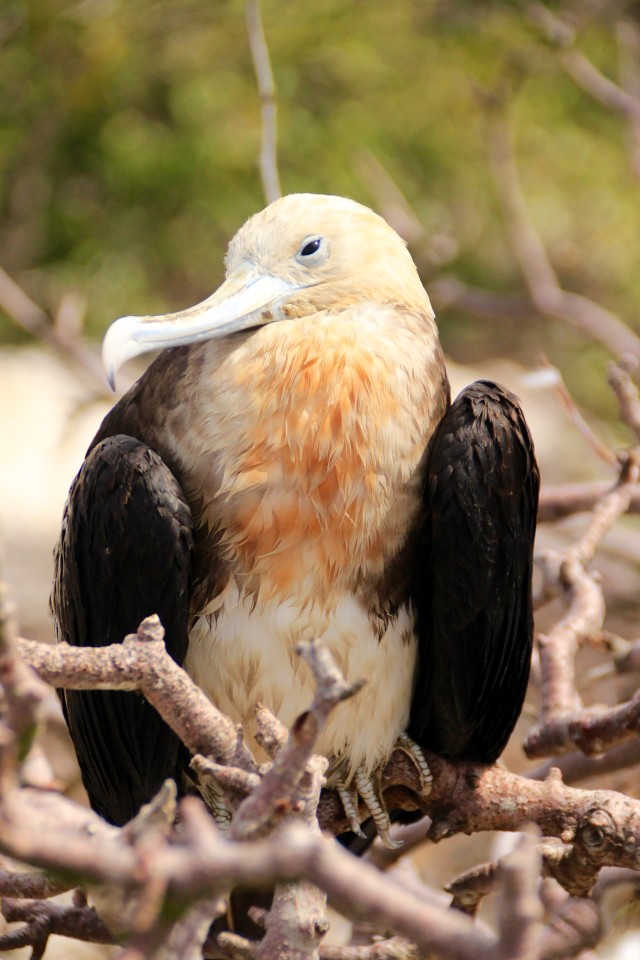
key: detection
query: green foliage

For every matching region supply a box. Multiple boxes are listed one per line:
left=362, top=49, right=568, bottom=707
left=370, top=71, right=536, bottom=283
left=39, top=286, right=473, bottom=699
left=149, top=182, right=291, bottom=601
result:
left=1, top=0, right=639, bottom=408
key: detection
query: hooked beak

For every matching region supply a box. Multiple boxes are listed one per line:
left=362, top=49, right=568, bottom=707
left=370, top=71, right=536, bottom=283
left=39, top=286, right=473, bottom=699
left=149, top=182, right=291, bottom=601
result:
left=102, top=266, right=298, bottom=389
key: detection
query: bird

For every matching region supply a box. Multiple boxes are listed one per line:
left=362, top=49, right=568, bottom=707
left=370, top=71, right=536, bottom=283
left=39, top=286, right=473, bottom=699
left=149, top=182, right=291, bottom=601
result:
left=51, top=193, right=539, bottom=845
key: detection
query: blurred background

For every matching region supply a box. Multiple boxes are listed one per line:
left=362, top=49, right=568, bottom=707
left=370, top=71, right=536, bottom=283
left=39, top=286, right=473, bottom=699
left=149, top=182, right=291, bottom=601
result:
left=3, top=0, right=640, bottom=631
left=2, top=1, right=640, bottom=369
left=2, top=1, right=640, bottom=955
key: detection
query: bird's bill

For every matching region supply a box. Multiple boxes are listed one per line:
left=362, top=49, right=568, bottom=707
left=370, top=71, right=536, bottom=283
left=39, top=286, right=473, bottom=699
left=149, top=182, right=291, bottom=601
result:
left=102, top=267, right=298, bottom=389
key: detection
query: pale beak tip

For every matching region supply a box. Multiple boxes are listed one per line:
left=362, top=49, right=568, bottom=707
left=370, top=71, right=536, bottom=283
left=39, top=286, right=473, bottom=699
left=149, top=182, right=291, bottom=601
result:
left=101, top=314, right=144, bottom=390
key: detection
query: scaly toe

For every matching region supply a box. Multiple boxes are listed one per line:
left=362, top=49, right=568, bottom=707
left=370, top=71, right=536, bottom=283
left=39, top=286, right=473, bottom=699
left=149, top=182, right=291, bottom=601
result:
left=334, top=774, right=367, bottom=838
left=194, top=776, right=232, bottom=830
left=396, top=733, right=433, bottom=796
left=354, top=767, right=403, bottom=850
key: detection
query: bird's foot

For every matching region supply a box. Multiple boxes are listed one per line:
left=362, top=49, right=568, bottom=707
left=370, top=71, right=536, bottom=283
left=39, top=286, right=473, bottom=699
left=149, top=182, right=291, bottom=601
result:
left=192, top=774, right=232, bottom=830
left=334, top=776, right=366, bottom=839
left=333, top=764, right=400, bottom=849
left=395, top=733, right=433, bottom=796
left=332, top=736, right=432, bottom=849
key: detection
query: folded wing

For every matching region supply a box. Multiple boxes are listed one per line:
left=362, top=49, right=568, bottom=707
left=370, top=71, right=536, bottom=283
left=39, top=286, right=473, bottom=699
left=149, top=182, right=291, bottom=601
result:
left=409, top=380, right=539, bottom=763
left=51, top=434, right=194, bottom=825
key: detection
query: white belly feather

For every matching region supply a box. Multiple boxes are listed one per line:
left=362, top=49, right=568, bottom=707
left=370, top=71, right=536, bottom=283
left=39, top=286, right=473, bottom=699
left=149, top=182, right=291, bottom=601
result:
left=185, top=582, right=417, bottom=776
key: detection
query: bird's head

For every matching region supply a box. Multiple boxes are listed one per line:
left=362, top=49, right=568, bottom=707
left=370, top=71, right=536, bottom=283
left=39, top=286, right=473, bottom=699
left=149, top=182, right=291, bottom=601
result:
left=102, top=193, right=434, bottom=388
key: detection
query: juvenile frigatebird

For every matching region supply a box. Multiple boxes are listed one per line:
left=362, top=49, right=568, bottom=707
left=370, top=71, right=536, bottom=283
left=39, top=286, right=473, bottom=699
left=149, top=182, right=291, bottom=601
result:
left=51, top=194, right=538, bottom=844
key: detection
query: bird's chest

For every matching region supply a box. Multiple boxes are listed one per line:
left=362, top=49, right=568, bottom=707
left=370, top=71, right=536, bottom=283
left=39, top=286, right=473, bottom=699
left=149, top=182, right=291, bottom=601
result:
left=173, top=318, right=435, bottom=606
left=169, top=314, right=443, bottom=771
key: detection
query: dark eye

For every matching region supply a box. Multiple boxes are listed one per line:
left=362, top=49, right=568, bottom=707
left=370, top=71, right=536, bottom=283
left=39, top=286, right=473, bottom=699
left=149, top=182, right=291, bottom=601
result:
left=300, top=238, right=322, bottom=257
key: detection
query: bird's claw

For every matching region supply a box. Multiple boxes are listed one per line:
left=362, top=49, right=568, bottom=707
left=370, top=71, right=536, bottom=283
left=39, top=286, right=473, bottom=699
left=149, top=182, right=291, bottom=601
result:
left=335, top=766, right=399, bottom=848
left=191, top=773, right=232, bottom=830
left=354, top=766, right=402, bottom=849
left=333, top=735, right=432, bottom=849
left=395, top=733, right=433, bottom=796
left=334, top=777, right=367, bottom=839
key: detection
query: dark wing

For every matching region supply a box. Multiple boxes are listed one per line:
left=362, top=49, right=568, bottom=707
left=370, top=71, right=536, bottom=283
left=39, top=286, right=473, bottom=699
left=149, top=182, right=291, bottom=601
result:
left=409, top=380, right=539, bottom=763
left=51, top=434, right=194, bottom=825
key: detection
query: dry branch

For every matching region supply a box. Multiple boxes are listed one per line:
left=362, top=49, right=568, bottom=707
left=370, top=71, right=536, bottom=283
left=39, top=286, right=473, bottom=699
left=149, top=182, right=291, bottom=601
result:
left=487, top=104, right=640, bottom=360
left=3, top=358, right=640, bottom=956
left=493, top=832, right=543, bottom=960
left=246, top=0, right=282, bottom=204
left=17, top=617, right=259, bottom=775
left=0, top=264, right=120, bottom=394
left=530, top=2, right=640, bottom=180
left=320, top=938, right=417, bottom=960
left=526, top=367, right=640, bottom=762
left=7, top=608, right=640, bottom=922
left=0, top=897, right=113, bottom=950
left=528, top=738, right=640, bottom=786
left=538, top=481, right=640, bottom=522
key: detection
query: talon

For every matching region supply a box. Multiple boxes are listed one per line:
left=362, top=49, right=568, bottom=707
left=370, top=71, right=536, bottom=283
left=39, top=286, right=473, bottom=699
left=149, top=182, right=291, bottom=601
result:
left=396, top=733, right=433, bottom=796
left=194, top=776, right=232, bottom=830
left=354, top=768, right=403, bottom=850
left=335, top=775, right=366, bottom=838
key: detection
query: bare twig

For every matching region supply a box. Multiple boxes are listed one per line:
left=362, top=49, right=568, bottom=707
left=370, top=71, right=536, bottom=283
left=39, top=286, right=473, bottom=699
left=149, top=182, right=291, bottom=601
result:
left=538, top=481, right=640, bottom=521
left=538, top=896, right=601, bottom=960
left=254, top=703, right=289, bottom=759
left=608, top=357, right=640, bottom=442
left=10, top=618, right=640, bottom=903
left=235, top=641, right=363, bottom=959
left=447, top=846, right=601, bottom=960
left=528, top=738, right=640, bottom=785
left=493, top=832, right=543, bottom=960
left=0, top=869, right=69, bottom=901
left=562, top=49, right=640, bottom=121
left=16, top=616, right=259, bottom=775
left=569, top=448, right=640, bottom=570
left=487, top=106, right=640, bottom=360
left=0, top=585, right=49, bottom=757
left=526, top=687, right=640, bottom=759
left=0, top=897, right=114, bottom=949
left=356, top=150, right=427, bottom=245
left=528, top=413, right=640, bottom=760
left=231, top=640, right=364, bottom=841
left=0, top=264, right=119, bottom=393
left=246, top=0, right=282, bottom=204
left=321, top=939, right=417, bottom=959
left=428, top=275, right=540, bottom=322
left=528, top=3, right=640, bottom=116
left=530, top=2, right=640, bottom=181
left=447, top=861, right=499, bottom=916
left=617, top=20, right=640, bottom=180
left=525, top=364, right=616, bottom=467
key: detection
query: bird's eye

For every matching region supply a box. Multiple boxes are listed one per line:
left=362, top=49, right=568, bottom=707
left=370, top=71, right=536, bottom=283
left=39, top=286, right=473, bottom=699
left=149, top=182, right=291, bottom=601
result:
left=300, top=238, right=322, bottom=257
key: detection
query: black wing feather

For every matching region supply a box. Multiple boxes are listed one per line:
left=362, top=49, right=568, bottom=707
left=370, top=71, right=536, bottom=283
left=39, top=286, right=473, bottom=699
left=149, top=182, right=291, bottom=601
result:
left=409, top=380, right=539, bottom=763
left=51, top=434, right=194, bottom=825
